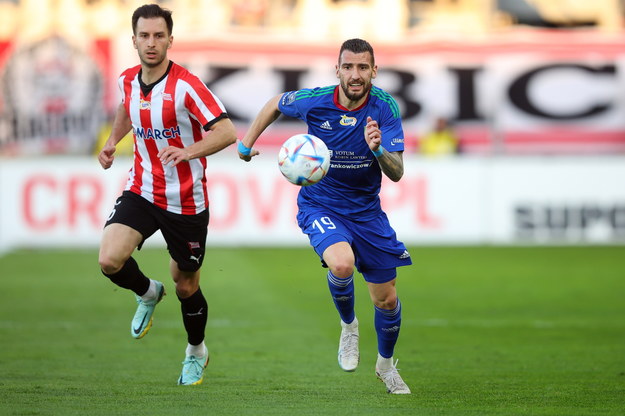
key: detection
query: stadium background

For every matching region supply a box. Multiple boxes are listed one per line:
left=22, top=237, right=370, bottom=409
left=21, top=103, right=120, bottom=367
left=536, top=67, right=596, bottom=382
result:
left=0, top=2, right=624, bottom=415
left=0, top=0, right=624, bottom=252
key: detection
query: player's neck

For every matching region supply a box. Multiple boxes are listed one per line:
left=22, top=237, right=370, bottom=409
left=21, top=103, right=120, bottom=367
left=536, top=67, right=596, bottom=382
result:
left=337, top=90, right=368, bottom=111
left=141, top=59, right=171, bottom=85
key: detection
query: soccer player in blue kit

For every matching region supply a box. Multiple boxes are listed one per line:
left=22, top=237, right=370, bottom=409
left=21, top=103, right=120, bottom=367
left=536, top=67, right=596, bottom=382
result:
left=238, top=38, right=412, bottom=394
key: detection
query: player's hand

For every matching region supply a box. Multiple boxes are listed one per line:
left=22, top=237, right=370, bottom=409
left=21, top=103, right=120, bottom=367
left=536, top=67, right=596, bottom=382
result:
left=158, top=146, right=190, bottom=167
left=238, top=150, right=260, bottom=162
left=98, top=143, right=116, bottom=169
left=365, top=116, right=382, bottom=152
left=238, top=142, right=260, bottom=162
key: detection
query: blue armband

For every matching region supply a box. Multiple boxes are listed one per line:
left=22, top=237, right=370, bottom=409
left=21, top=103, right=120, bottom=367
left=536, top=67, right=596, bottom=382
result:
left=372, top=146, right=385, bottom=157
left=238, top=141, right=251, bottom=156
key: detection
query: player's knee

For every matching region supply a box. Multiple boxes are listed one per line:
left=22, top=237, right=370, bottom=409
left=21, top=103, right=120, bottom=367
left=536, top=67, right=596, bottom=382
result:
left=373, top=293, right=398, bottom=310
left=330, top=262, right=354, bottom=279
left=172, top=268, right=200, bottom=298
left=98, top=254, right=123, bottom=276
left=175, top=280, right=199, bottom=299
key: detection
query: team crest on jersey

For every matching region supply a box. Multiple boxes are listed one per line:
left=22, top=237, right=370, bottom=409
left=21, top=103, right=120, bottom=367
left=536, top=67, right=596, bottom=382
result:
left=139, top=99, right=151, bottom=110
left=339, top=115, right=357, bottom=126
left=282, top=91, right=297, bottom=106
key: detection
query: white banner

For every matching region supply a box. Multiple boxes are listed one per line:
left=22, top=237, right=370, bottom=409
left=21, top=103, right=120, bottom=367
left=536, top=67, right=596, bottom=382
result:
left=1, top=154, right=624, bottom=253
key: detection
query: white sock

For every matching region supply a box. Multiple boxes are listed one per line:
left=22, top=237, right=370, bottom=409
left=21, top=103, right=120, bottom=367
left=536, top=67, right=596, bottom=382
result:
left=376, top=353, right=393, bottom=370
left=140, top=279, right=157, bottom=301
left=186, top=342, right=207, bottom=358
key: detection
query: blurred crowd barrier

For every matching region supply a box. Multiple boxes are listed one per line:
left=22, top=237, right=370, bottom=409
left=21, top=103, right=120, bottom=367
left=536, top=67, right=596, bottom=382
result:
left=1, top=0, right=625, bottom=157
left=0, top=154, right=623, bottom=253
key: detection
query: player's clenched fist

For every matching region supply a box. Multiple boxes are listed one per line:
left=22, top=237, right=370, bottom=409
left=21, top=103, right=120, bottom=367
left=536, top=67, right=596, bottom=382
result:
left=98, top=143, right=116, bottom=169
left=365, top=116, right=382, bottom=151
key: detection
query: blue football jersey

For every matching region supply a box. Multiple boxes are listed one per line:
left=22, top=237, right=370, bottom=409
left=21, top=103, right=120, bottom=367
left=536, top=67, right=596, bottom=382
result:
left=278, top=85, right=405, bottom=220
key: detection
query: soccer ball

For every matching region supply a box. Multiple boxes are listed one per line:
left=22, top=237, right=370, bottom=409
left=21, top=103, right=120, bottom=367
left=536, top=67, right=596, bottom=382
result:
left=278, top=134, right=331, bottom=186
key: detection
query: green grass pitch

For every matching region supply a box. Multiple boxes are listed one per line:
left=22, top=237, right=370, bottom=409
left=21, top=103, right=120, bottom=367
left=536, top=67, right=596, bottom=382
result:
left=0, top=246, right=624, bottom=415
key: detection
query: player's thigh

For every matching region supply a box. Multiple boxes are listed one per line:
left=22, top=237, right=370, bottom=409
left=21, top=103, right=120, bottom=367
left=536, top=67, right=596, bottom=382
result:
left=159, top=209, right=209, bottom=273
left=99, top=223, right=143, bottom=267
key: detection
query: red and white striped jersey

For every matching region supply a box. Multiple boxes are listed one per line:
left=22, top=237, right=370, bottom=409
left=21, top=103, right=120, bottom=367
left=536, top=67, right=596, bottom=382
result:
left=118, top=62, right=227, bottom=215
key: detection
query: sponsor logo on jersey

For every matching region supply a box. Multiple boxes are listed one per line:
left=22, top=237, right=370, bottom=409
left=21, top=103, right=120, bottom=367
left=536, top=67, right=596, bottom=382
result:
left=320, top=120, right=332, bottom=130
left=139, top=99, right=151, bottom=110
left=133, top=125, right=182, bottom=140
left=162, top=93, right=173, bottom=101
left=390, top=138, right=404, bottom=146
left=339, top=115, right=357, bottom=126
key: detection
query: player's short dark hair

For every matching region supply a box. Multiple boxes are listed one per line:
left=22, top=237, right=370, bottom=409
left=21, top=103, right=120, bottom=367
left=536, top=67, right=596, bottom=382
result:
left=339, top=38, right=375, bottom=65
left=132, top=4, right=173, bottom=35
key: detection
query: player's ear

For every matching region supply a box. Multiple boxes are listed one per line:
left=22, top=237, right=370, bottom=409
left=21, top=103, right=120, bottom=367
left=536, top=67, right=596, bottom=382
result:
left=168, top=35, right=173, bottom=49
left=335, top=64, right=340, bottom=79
left=372, top=64, right=378, bottom=79
left=132, top=36, right=137, bottom=49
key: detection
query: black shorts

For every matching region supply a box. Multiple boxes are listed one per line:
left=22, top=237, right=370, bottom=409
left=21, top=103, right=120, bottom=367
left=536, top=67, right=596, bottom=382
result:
left=105, top=191, right=209, bottom=272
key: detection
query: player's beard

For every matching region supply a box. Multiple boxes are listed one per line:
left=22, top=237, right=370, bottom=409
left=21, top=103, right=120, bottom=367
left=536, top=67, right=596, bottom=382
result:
left=139, top=49, right=166, bottom=68
left=340, top=79, right=371, bottom=102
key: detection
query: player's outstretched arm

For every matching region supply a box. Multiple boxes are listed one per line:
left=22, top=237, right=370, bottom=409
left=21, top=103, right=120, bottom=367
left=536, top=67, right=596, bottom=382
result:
left=238, top=94, right=282, bottom=162
left=158, top=117, right=237, bottom=167
left=364, top=116, right=404, bottom=182
left=98, top=103, right=132, bottom=170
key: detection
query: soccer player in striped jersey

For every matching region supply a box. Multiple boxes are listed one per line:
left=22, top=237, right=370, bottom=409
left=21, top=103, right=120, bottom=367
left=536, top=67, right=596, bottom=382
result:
left=238, top=39, right=412, bottom=394
left=97, top=4, right=236, bottom=386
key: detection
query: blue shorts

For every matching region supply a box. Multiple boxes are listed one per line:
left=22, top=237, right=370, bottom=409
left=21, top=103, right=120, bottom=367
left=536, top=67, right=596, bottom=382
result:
left=297, top=208, right=412, bottom=283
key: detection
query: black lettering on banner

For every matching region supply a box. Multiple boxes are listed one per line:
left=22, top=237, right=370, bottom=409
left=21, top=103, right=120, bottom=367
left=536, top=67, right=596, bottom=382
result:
left=580, top=205, right=604, bottom=228
left=508, top=63, right=616, bottom=120
left=515, top=204, right=625, bottom=241
left=448, top=67, right=485, bottom=121
left=609, top=206, right=625, bottom=236
left=205, top=66, right=247, bottom=121
left=545, top=206, right=570, bottom=238
left=515, top=206, right=535, bottom=238
left=274, top=69, right=307, bottom=95
left=379, top=69, right=421, bottom=119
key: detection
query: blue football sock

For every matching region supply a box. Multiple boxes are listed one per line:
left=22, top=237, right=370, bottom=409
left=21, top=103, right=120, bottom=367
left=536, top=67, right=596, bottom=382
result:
left=327, top=271, right=355, bottom=324
left=375, top=299, right=402, bottom=358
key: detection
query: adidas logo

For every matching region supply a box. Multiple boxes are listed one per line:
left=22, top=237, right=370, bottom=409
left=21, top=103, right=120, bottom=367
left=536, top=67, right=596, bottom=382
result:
left=399, top=250, right=411, bottom=259
left=320, top=121, right=332, bottom=130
